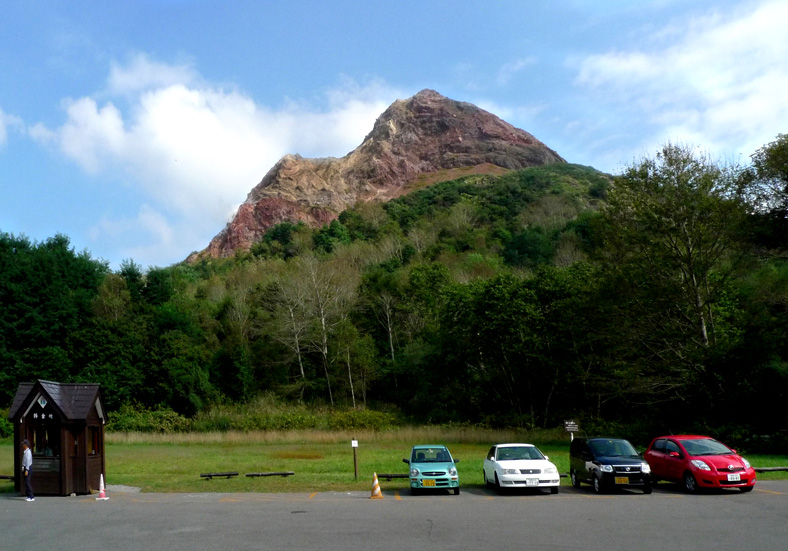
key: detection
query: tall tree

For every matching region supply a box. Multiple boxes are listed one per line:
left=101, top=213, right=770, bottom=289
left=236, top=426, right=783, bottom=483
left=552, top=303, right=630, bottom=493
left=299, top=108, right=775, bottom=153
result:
left=603, top=144, right=747, bottom=351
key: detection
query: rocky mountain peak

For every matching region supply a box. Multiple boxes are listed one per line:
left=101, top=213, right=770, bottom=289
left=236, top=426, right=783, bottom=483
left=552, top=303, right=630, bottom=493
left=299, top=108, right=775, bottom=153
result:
left=189, top=90, right=565, bottom=261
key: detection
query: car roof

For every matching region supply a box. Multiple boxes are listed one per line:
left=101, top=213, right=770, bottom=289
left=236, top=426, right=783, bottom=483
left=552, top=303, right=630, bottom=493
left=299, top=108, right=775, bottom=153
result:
left=652, top=435, right=714, bottom=441
left=411, top=444, right=448, bottom=449
left=493, top=443, right=535, bottom=448
left=588, top=437, right=631, bottom=442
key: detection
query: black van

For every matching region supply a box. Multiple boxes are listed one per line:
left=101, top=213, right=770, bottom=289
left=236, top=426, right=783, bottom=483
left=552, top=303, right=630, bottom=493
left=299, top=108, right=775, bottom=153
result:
left=569, top=437, right=652, bottom=494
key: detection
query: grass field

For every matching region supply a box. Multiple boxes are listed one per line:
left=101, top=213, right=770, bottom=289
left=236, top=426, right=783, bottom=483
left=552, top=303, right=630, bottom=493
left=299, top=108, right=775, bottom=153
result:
left=2, top=428, right=787, bottom=494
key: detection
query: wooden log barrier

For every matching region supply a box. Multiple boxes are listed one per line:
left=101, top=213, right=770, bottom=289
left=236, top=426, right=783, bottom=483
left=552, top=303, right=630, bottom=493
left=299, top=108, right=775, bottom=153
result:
left=245, top=471, right=295, bottom=478
left=377, top=473, right=408, bottom=481
left=200, top=472, right=239, bottom=480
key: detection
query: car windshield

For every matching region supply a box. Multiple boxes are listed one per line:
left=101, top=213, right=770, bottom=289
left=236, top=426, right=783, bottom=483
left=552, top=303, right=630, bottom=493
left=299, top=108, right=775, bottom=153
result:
left=412, top=448, right=451, bottom=463
left=590, top=439, right=639, bottom=457
left=680, top=438, right=733, bottom=456
left=496, top=446, right=545, bottom=461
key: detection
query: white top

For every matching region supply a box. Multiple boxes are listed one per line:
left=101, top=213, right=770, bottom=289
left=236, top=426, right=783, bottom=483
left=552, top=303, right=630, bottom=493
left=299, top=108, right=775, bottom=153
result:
left=22, top=447, right=33, bottom=470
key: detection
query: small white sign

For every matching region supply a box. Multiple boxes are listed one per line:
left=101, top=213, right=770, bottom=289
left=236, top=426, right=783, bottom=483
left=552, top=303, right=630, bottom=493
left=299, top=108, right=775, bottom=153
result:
left=351, top=439, right=358, bottom=448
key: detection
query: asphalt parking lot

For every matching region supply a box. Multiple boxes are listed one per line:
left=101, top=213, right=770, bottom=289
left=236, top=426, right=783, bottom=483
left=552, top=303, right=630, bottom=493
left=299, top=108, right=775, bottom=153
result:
left=3, top=481, right=787, bottom=551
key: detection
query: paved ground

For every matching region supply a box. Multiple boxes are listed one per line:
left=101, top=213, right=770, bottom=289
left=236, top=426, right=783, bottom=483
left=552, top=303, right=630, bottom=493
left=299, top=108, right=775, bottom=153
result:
left=3, top=481, right=787, bottom=551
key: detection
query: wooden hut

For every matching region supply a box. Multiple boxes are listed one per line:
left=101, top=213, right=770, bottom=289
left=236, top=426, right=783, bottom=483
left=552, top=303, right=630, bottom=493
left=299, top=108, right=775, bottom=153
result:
left=7, top=380, right=106, bottom=496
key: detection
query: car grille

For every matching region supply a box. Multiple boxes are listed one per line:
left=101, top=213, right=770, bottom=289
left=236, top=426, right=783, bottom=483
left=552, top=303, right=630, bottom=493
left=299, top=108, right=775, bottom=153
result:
left=519, top=469, right=542, bottom=475
left=722, top=467, right=745, bottom=473
left=613, top=465, right=642, bottom=473
left=423, top=471, right=446, bottom=476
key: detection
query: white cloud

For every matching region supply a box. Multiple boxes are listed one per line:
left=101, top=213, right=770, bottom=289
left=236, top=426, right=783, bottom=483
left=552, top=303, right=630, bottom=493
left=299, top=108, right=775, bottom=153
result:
left=0, top=107, right=23, bottom=146
left=89, top=204, right=184, bottom=268
left=574, top=0, right=788, bottom=162
left=107, top=54, right=200, bottom=96
left=30, top=55, right=403, bottom=265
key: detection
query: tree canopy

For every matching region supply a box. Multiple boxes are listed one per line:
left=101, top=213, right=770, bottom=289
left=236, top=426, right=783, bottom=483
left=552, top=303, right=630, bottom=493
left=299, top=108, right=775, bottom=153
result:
left=2, top=148, right=788, bottom=440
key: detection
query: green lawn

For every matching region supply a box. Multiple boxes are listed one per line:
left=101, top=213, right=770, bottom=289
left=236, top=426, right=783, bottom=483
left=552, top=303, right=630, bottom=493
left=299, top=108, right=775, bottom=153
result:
left=2, top=431, right=786, bottom=494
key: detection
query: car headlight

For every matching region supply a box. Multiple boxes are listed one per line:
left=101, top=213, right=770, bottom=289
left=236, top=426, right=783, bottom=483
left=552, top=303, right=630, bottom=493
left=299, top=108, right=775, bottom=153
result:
left=690, top=460, right=711, bottom=471
left=449, top=467, right=457, bottom=476
left=641, top=463, right=651, bottom=474
left=742, top=457, right=751, bottom=469
left=410, top=468, right=419, bottom=477
left=502, top=469, right=518, bottom=475
left=600, top=465, right=613, bottom=473
left=544, top=466, right=557, bottom=474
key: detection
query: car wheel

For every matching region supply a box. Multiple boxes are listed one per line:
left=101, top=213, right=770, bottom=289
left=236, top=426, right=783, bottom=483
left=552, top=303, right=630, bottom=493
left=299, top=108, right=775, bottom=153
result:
left=593, top=475, right=604, bottom=494
left=740, top=486, right=754, bottom=493
left=550, top=486, right=559, bottom=495
left=454, top=487, right=460, bottom=495
left=570, top=470, right=581, bottom=488
left=683, top=472, right=698, bottom=494
left=643, top=484, right=653, bottom=495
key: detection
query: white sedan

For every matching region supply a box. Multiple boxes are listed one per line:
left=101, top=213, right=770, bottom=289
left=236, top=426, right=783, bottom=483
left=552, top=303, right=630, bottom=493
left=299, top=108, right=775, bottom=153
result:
left=482, top=443, right=560, bottom=493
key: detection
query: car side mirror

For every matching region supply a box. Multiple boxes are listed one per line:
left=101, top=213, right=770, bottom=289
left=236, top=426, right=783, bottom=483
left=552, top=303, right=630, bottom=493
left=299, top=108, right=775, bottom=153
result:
left=669, top=451, right=680, bottom=458
left=403, top=458, right=410, bottom=464
left=544, top=455, right=549, bottom=460
left=731, top=449, right=737, bottom=454
left=454, top=458, right=460, bottom=463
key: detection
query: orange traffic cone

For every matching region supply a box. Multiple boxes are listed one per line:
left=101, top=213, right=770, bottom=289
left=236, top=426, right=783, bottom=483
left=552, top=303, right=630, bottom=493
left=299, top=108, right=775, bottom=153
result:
left=96, top=473, right=109, bottom=501
left=370, top=472, right=384, bottom=499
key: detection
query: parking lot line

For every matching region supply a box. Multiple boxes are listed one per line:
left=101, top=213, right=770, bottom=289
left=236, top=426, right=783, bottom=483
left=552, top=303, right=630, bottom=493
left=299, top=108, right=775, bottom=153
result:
left=755, top=488, right=783, bottom=495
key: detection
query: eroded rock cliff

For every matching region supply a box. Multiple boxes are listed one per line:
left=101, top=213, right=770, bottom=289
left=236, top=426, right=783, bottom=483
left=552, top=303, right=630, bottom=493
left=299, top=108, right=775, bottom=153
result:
left=191, top=89, right=565, bottom=260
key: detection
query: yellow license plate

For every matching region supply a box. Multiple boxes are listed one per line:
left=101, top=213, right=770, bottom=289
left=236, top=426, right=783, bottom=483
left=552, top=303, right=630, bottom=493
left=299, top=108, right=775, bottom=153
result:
left=615, top=477, right=629, bottom=485
left=423, top=479, right=436, bottom=487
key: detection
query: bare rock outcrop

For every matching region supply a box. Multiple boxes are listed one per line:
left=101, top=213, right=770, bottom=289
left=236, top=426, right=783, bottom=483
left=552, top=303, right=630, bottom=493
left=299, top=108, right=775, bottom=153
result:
left=191, top=89, right=565, bottom=260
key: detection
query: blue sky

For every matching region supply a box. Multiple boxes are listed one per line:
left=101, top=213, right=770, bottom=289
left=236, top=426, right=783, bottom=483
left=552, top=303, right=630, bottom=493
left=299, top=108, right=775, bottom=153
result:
left=2, top=0, right=787, bottom=270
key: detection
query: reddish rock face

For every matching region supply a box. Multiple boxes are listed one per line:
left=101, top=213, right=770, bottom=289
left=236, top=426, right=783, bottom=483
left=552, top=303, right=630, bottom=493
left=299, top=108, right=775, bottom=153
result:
left=190, top=89, right=565, bottom=260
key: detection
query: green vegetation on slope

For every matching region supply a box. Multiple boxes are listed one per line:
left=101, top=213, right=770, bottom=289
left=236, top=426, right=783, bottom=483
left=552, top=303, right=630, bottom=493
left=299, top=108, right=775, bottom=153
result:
left=3, top=141, right=788, bottom=450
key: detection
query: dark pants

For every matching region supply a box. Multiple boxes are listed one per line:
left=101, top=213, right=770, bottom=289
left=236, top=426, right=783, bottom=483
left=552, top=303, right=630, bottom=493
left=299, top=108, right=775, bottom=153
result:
left=23, top=469, right=34, bottom=499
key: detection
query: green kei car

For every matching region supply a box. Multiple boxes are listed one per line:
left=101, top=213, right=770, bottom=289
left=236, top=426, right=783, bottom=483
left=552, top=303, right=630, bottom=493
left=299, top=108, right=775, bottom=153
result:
left=403, top=445, right=460, bottom=495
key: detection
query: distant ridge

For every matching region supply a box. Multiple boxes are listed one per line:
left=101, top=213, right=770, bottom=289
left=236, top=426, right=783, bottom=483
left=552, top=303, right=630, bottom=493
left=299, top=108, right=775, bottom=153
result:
left=189, top=89, right=565, bottom=261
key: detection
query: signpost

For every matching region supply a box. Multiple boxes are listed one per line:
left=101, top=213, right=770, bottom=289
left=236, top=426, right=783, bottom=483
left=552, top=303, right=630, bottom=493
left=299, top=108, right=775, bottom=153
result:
left=564, top=420, right=579, bottom=441
left=351, top=439, right=359, bottom=480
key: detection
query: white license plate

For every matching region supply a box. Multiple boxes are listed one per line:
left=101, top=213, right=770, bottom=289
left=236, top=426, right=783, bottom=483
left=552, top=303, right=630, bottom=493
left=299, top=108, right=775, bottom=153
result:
left=526, top=478, right=539, bottom=486
left=727, top=473, right=741, bottom=482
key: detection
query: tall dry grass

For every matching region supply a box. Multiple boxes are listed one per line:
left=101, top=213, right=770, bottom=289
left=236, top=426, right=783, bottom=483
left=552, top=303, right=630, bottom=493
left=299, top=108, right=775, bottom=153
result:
left=106, top=425, right=568, bottom=446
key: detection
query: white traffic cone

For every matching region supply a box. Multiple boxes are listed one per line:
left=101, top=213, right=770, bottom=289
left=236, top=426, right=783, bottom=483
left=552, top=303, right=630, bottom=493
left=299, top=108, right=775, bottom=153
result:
left=96, top=473, right=109, bottom=500
left=370, top=472, right=383, bottom=499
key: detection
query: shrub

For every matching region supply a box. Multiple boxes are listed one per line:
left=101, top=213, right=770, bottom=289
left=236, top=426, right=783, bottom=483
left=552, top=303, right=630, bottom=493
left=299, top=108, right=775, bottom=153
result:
left=0, top=408, right=12, bottom=439
left=106, top=404, right=192, bottom=433
left=327, top=409, right=397, bottom=431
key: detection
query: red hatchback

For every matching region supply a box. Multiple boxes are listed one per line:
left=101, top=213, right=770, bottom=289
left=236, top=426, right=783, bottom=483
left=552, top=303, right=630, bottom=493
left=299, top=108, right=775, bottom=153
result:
left=644, top=435, right=756, bottom=493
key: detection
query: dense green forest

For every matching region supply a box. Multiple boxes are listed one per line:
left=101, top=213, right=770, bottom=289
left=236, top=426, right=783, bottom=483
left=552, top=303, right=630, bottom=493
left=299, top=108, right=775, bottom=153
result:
left=2, top=140, right=788, bottom=444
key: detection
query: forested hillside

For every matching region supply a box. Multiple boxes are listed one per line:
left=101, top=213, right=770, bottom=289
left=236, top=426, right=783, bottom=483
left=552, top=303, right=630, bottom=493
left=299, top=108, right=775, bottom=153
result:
left=3, top=140, right=788, bottom=442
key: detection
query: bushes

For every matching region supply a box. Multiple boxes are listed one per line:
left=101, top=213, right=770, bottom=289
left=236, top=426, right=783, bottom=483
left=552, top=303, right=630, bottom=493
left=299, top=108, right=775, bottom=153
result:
left=191, top=402, right=398, bottom=433
left=0, top=408, right=12, bottom=439
left=105, top=394, right=402, bottom=434
left=106, top=404, right=192, bottom=433
left=327, top=409, right=396, bottom=431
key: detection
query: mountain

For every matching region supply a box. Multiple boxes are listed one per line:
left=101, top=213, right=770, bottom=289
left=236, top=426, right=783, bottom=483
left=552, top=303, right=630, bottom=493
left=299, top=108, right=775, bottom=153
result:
left=189, top=89, right=565, bottom=261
